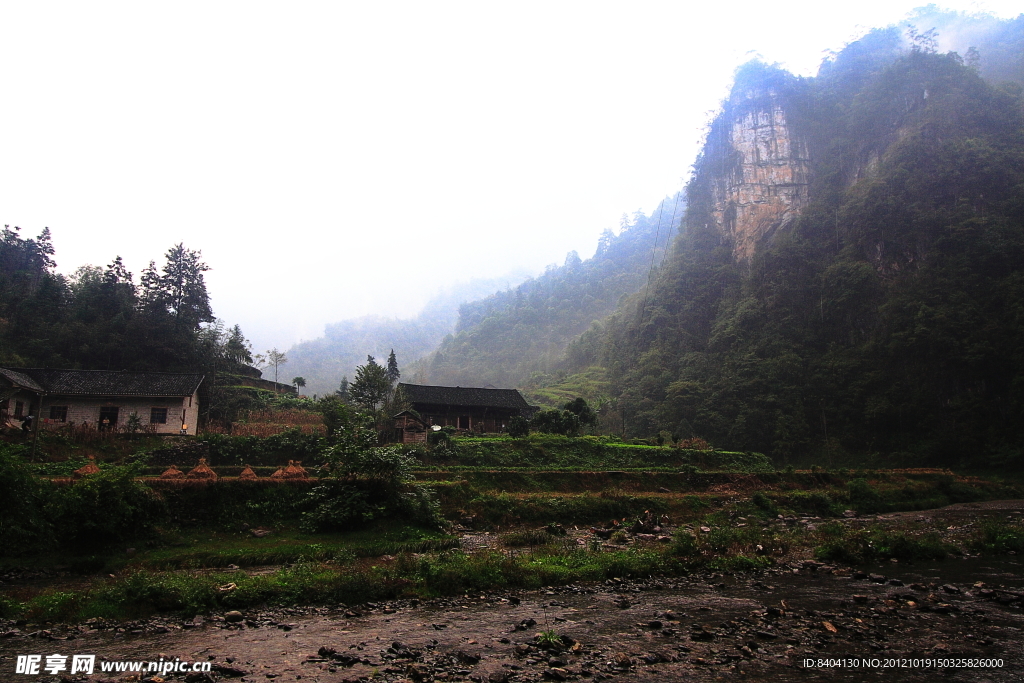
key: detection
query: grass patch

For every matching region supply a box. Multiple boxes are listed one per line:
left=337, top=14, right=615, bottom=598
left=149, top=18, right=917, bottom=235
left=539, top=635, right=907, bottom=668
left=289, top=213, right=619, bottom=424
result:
left=814, top=522, right=953, bottom=563
left=501, top=530, right=556, bottom=547
left=11, top=538, right=777, bottom=622
left=132, top=524, right=457, bottom=570
left=970, top=521, right=1024, bottom=555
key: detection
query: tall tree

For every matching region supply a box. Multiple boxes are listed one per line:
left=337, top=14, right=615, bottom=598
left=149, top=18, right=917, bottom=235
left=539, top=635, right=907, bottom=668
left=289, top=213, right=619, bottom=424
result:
left=349, top=355, right=390, bottom=412
left=386, top=349, right=401, bottom=385
left=160, top=243, right=213, bottom=331
left=222, top=324, right=254, bottom=366
left=266, top=348, right=288, bottom=385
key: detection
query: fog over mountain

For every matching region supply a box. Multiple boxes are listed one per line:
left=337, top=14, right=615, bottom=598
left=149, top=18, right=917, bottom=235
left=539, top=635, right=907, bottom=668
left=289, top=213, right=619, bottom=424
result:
left=6, top=2, right=1019, bottom=358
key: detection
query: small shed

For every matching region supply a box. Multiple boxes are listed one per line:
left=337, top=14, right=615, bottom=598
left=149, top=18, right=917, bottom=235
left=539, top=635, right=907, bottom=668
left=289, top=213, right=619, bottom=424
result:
left=393, top=410, right=428, bottom=444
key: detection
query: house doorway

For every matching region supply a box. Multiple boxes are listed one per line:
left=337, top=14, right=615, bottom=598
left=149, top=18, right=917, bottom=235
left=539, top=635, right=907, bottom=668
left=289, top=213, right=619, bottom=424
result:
left=458, top=415, right=470, bottom=430
left=99, top=406, right=119, bottom=431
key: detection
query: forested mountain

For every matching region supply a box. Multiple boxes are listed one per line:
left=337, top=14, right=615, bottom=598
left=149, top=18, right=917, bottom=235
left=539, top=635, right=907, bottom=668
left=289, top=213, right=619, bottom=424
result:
left=284, top=273, right=531, bottom=397
left=570, top=17, right=1024, bottom=466
left=416, top=195, right=685, bottom=389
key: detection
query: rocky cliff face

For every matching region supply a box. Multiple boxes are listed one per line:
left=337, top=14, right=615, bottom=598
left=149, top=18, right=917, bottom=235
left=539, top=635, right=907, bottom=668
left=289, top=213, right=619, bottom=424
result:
left=709, top=90, right=810, bottom=262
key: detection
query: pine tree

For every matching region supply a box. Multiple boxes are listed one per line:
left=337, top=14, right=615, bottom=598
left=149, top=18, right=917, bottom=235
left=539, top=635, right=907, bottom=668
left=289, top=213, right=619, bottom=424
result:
left=386, top=349, right=400, bottom=385
left=160, top=243, right=213, bottom=331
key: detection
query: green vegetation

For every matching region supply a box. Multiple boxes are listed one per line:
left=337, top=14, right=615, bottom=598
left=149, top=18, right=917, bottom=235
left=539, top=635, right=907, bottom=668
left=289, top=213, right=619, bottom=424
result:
left=419, top=196, right=685, bottom=389
left=587, top=39, right=1024, bottom=466
left=420, top=433, right=773, bottom=471
left=970, top=521, right=1024, bottom=555
left=815, top=522, right=954, bottom=564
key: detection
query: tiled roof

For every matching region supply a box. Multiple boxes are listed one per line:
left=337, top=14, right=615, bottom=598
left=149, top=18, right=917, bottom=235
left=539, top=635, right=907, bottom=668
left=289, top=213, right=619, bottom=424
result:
left=398, top=383, right=532, bottom=411
left=1, top=368, right=204, bottom=397
left=0, top=368, right=46, bottom=393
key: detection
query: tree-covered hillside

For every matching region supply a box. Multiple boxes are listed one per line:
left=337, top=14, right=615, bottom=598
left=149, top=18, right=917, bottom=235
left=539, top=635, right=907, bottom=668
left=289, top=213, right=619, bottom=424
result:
left=1, top=230, right=224, bottom=372
left=284, top=273, right=531, bottom=397
left=417, top=194, right=685, bottom=389
left=581, top=20, right=1024, bottom=467
left=0, top=230, right=262, bottom=421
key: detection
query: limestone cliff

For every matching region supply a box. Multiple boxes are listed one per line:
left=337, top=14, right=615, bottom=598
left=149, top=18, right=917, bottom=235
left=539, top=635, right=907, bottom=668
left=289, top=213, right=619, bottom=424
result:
left=708, top=89, right=810, bottom=263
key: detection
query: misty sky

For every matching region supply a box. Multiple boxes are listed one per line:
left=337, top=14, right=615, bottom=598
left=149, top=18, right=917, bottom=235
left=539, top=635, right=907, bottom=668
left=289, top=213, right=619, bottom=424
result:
left=2, top=1, right=1019, bottom=354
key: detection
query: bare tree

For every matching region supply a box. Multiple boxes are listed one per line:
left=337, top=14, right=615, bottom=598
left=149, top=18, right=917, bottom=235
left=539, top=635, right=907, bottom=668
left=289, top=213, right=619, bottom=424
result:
left=266, top=348, right=288, bottom=387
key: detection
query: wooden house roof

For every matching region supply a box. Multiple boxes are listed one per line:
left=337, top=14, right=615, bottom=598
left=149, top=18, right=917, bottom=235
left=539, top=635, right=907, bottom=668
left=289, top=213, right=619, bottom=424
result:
left=398, top=383, right=532, bottom=411
left=0, top=368, right=204, bottom=397
left=0, top=368, right=46, bottom=393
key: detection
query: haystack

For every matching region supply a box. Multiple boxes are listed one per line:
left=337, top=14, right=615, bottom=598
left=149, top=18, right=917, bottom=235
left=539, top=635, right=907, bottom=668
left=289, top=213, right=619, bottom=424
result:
left=72, top=455, right=101, bottom=479
left=281, top=460, right=308, bottom=479
left=185, top=457, right=218, bottom=481
left=160, top=465, right=186, bottom=480
left=238, top=465, right=259, bottom=480
left=270, top=466, right=285, bottom=478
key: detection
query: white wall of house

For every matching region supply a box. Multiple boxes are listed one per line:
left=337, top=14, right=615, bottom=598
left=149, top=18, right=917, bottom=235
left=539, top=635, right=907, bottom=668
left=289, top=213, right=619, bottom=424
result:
left=34, top=391, right=200, bottom=435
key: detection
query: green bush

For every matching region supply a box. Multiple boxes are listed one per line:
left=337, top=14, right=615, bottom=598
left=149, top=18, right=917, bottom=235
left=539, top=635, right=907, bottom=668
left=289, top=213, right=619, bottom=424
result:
left=507, top=416, right=530, bottom=439
left=531, top=409, right=581, bottom=437
left=46, top=463, right=166, bottom=549
left=815, top=526, right=951, bottom=563
left=198, top=429, right=323, bottom=466
left=302, top=443, right=439, bottom=532
left=971, top=521, right=1024, bottom=554
left=751, top=491, right=778, bottom=516
left=0, top=444, right=53, bottom=552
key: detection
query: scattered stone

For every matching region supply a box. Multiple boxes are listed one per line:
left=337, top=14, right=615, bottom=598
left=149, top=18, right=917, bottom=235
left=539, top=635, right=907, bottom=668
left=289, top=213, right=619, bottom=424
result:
left=224, top=611, right=244, bottom=622
left=211, top=664, right=248, bottom=677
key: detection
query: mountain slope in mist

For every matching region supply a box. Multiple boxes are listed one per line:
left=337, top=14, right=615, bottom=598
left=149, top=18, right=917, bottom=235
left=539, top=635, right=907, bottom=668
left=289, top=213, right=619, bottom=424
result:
left=285, top=273, right=530, bottom=396
left=578, top=14, right=1024, bottom=466
left=415, top=195, right=685, bottom=389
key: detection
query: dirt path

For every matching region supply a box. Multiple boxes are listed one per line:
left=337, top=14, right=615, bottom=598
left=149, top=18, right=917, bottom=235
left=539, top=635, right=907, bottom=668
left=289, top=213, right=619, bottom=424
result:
left=2, top=503, right=1023, bottom=683
left=3, top=561, right=1023, bottom=683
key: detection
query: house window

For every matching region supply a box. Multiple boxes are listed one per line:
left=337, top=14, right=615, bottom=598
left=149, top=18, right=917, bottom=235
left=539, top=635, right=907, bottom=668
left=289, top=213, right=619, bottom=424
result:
left=150, top=407, right=168, bottom=424
left=14, top=401, right=24, bottom=418
left=49, top=406, right=68, bottom=422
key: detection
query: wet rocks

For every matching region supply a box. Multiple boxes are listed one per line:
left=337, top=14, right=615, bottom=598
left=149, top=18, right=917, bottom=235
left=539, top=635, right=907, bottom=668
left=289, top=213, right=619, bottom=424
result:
left=513, top=618, right=537, bottom=631
left=690, top=625, right=716, bottom=641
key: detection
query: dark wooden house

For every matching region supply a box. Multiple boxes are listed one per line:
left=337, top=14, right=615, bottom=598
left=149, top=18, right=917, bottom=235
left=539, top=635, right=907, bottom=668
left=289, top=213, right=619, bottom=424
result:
left=394, top=383, right=535, bottom=442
